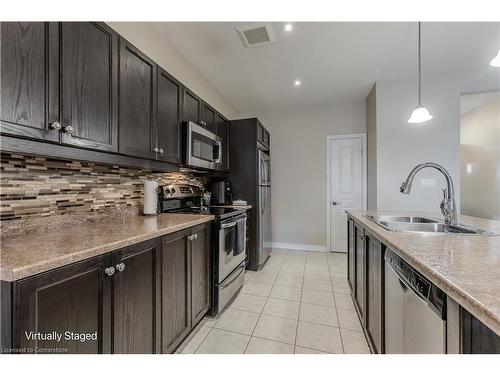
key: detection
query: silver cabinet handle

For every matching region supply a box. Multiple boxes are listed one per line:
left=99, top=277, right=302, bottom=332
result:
left=116, top=263, right=126, bottom=272
left=193, top=233, right=198, bottom=240
left=332, top=201, right=338, bottom=206
left=63, top=125, right=74, bottom=134
left=159, top=148, right=164, bottom=154
left=50, top=122, right=62, bottom=130
left=105, top=267, right=115, bottom=276
left=187, top=234, right=193, bottom=241
left=153, top=147, right=159, bottom=153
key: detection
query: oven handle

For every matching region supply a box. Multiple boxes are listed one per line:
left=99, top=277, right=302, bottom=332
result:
left=221, top=221, right=237, bottom=229
left=220, top=264, right=245, bottom=289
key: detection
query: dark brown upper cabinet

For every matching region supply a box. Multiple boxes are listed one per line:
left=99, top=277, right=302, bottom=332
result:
left=11, top=254, right=113, bottom=354
left=182, top=88, right=201, bottom=125
left=118, top=37, right=157, bottom=160
left=156, top=67, right=182, bottom=164
left=59, top=22, right=118, bottom=152
left=0, top=22, right=60, bottom=142
left=216, top=113, right=230, bottom=171
left=201, top=102, right=216, bottom=133
left=112, top=238, right=161, bottom=354
left=257, top=120, right=270, bottom=149
left=161, top=229, right=191, bottom=353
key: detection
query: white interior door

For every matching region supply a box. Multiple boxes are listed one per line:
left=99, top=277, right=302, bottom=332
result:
left=329, top=136, right=365, bottom=252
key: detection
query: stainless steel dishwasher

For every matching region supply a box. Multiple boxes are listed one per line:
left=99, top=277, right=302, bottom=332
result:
left=384, top=249, right=447, bottom=353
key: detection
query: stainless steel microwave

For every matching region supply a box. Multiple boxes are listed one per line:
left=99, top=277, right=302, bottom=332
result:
left=184, top=122, right=222, bottom=171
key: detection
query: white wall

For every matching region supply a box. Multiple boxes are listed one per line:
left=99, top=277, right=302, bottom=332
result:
left=247, top=100, right=367, bottom=249
left=373, top=69, right=500, bottom=214
left=460, top=95, right=500, bottom=220
left=107, top=22, right=238, bottom=119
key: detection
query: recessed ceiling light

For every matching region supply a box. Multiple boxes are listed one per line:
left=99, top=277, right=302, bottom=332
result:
left=284, top=24, right=293, bottom=32
left=294, top=80, right=301, bottom=86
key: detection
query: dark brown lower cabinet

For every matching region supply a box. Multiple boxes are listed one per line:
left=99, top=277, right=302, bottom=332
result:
left=354, top=224, right=366, bottom=322
left=161, top=229, right=191, bottom=353
left=347, top=218, right=355, bottom=292
left=3, top=223, right=212, bottom=354
left=365, top=234, right=384, bottom=353
left=190, top=224, right=211, bottom=326
left=112, top=239, right=161, bottom=354
left=10, top=254, right=113, bottom=354
left=461, top=308, right=500, bottom=354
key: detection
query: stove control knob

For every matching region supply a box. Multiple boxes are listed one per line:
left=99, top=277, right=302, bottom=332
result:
left=164, top=188, right=170, bottom=197
left=170, top=188, right=176, bottom=195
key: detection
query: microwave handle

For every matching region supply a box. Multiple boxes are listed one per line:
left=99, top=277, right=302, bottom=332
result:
left=215, top=140, right=222, bottom=164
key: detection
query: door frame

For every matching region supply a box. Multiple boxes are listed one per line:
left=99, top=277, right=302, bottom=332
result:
left=326, top=133, right=367, bottom=252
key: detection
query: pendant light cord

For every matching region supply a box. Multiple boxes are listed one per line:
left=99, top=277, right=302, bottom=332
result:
left=418, top=21, right=421, bottom=106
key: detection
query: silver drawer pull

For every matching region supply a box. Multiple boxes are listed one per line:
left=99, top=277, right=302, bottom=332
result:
left=105, top=267, right=115, bottom=276
left=116, top=263, right=126, bottom=272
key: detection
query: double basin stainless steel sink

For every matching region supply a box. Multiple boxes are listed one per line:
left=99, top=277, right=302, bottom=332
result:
left=364, top=215, right=495, bottom=235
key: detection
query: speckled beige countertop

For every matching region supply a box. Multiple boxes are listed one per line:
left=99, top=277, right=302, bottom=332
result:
left=346, top=210, right=500, bottom=336
left=0, top=213, right=214, bottom=282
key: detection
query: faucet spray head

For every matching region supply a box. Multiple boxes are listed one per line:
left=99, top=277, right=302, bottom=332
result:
left=400, top=181, right=411, bottom=194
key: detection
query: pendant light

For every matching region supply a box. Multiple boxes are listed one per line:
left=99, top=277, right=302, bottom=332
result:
left=408, top=22, right=433, bottom=124
left=491, top=49, right=500, bottom=67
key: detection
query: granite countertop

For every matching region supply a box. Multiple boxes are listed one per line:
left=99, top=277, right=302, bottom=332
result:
left=0, top=213, right=214, bottom=282
left=346, top=210, right=500, bottom=336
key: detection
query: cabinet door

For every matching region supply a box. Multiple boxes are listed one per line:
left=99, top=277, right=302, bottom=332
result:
left=112, top=239, right=161, bottom=354
left=157, top=67, right=182, bottom=164
left=201, top=102, right=216, bottom=132
left=60, top=22, right=118, bottom=151
left=347, top=218, right=355, bottom=292
left=0, top=22, right=60, bottom=142
left=13, top=254, right=112, bottom=354
left=366, top=234, right=384, bottom=353
left=354, top=224, right=366, bottom=322
left=118, top=38, right=157, bottom=159
left=182, top=88, right=201, bottom=124
left=190, top=224, right=211, bottom=325
left=216, top=113, right=230, bottom=171
left=161, top=229, right=191, bottom=353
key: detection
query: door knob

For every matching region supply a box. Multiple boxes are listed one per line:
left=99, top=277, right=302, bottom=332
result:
left=332, top=201, right=338, bottom=206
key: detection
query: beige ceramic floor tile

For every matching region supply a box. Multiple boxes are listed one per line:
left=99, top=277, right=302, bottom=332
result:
left=341, top=329, right=370, bottom=354
left=263, top=297, right=300, bottom=319
left=214, top=308, right=260, bottom=335
left=296, top=321, right=343, bottom=354
left=230, top=293, right=267, bottom=313
left=245, top=337, right=294, bottom=354
left=180, top=325, right=212, bottom=353
left=203, top=316, right=219, bottom=327
left=253, top=314, right=298, bottom=344
left=280, top=268, right=305, bottom=278
left=304, top=270, right=331, bottom=281
left=332, top=281, right=350, bottom=294
left=195, top=328, right=250, bottom=354
left=334, top=293, right=356, bottom=310
left=241, top=281, right=273, bottom=297
left=301, top=289, right=336, bottom=307
left=248, top=271, right=278, bottom=284
left=337, top=308, right=363, bottom=331
left=299, top=303, right=338, bottom=327
left=275, top=274, right=303, bottom=288
left=270, top=285, right=302, bottom=302
left=294, top=346, right=331, bottom=354
left=303, top=278, right=333, bottom=292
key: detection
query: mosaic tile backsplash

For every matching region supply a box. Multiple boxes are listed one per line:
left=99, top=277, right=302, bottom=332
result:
left=0, top=153, right=205, bottom=222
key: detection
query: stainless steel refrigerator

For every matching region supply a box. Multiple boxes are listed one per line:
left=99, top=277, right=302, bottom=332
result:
left=257, top=150, right=271, bottom=266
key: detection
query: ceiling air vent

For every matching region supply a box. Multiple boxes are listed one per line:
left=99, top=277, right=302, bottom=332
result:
left=236, top=23, right=276, bottom=48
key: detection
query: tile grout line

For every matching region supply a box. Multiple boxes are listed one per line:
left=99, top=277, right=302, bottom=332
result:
left=327, top=251, right=345, bottom=354
left=292, top=251, right=307, bottom=353
left=243, top=250, right=287, bottom=353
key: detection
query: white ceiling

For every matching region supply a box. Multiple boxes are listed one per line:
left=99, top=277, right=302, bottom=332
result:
left=152, top=22, right=500, bottom=113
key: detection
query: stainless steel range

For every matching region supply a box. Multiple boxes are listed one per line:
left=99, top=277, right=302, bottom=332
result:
left=158, top=184, right=247, bottom=315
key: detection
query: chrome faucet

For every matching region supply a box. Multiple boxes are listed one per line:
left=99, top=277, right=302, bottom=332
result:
left=400, top=162, right=457, bottom=225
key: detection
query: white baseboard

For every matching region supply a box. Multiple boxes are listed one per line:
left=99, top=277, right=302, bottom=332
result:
left=270, top=242, right=328, bottom=252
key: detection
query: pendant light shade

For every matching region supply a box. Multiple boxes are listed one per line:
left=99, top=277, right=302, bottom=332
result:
left=408, top=22, right=433, bottom=124
left=491, top=49, right=500, bottom=67
left=408, top=105, right=433, bottom=123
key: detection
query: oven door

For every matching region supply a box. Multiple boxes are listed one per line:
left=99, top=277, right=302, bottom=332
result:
left=185, top=122, right=222, bottom=170
left=218, top=216, right=246, bottom=282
